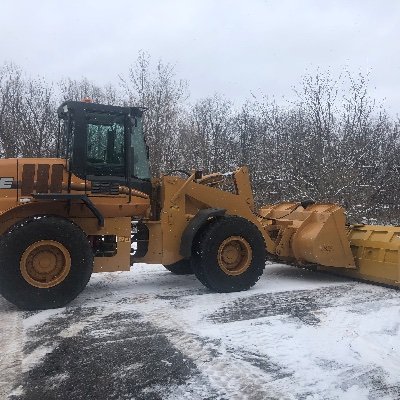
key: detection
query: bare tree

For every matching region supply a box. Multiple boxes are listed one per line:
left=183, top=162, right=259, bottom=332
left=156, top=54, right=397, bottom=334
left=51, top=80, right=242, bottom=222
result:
left=1, top=58, right=400, bottom=224
left=120, top=51, right=188, bottom=175
left=0, top=63, right=24, bottom=157
left=19, top=77, right=58, bottom=157
left=59, top=77, right=121, bottom=105
left=188, top=94, right=235, bottom=173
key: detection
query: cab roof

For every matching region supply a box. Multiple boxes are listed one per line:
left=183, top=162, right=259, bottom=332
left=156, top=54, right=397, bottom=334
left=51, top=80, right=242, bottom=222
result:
left=57, top=101, right=144, bottom=119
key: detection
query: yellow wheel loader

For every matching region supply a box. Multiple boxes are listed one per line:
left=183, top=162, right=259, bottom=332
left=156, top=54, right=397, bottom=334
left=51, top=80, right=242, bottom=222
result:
left=0, top=101, right=398, bottom=310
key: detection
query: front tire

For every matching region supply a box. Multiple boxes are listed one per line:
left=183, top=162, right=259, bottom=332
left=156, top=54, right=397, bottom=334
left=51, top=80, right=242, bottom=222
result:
left=0, top=216, right=93, bottom=310
left=192, top=216, right=266, bottom=292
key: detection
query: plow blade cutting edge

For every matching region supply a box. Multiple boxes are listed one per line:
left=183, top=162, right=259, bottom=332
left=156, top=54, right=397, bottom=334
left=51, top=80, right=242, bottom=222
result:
left=327, top=225, right=400, bottom=287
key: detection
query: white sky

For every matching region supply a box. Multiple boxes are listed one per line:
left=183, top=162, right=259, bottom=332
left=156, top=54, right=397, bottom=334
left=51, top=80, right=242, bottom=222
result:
left=1, top=0, right=400, bottom=113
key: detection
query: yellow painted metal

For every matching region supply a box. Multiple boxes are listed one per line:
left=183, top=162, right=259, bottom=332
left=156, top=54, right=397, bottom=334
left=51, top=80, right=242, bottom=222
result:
left=152, top=166, right=275, bottom=266
left=260, top=202, right=355, bottom=268
left=0, top=158, right=150, bottom=221
left=72, top=217, right=132, bottom=273
left=20, top=240, right=71, bottom=288
left=2, top=154, right=399, bottom=290
left=0, top=157, right=149, bottom=273
left=321, top=225, right=400, bottom=287
left=133, top=221, right=163, bottom=264
left=0, top=161, right=276, bottom=272
left=233, top=166, right=255, bottom=212
left=217, top=236, right=252, bottom=276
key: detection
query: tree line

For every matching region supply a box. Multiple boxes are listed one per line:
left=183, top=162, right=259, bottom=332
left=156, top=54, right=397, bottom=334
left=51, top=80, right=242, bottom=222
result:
left=1, top=53, right=399, bottom=224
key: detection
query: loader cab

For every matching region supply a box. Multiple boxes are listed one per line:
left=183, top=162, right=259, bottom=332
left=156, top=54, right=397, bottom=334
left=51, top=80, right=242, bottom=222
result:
left=57, top=101, right=151, bottom=194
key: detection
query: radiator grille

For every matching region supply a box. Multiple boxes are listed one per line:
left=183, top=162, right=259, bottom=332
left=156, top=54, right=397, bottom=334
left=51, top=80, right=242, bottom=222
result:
left=91, top=180, right=119, bottom=195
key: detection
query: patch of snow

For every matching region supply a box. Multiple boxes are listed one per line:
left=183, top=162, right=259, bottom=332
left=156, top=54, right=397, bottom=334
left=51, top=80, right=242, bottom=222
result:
left=7, top=385, right=25, bottom=398
left=22, top=345, right=57, bottom=373
left=1, top=262, right=400, bottom=399
left=0, top=303, right=23, bottom=399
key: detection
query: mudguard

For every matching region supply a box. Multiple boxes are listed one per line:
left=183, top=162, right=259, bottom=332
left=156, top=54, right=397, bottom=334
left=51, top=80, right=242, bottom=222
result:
left=180, top=208, right=226, bottom=258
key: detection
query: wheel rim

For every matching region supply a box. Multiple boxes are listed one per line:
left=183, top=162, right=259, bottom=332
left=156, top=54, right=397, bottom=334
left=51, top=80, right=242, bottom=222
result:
left=217, top=236, right=252, bottom=276
left=20, top=240, right=71, bottom=288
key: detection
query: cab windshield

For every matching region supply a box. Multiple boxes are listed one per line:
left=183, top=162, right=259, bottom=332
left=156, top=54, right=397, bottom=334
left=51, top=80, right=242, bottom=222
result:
left=86, top=112, right=125, bottom=175
left=85, top=112, right=150, bottom=180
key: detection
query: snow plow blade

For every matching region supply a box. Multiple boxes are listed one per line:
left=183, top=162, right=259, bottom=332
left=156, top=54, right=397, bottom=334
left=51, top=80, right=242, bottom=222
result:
left=260, top=202, right=356, bottom=268
left=260, top=202, right=400, bottom=287
left=318, top=225, right=400, bottom=287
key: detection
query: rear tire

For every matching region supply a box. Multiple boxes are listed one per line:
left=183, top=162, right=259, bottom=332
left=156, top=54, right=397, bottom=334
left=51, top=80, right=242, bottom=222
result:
left=163, top=259, right=193, bottom=275
left=0, top=216, right=93, bottom=310
left=192, top=216, right=266, bottom=292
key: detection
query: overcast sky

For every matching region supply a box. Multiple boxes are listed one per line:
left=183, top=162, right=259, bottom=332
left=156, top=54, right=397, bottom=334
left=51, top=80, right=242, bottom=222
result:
left=1, top=0, right=399, bottom=113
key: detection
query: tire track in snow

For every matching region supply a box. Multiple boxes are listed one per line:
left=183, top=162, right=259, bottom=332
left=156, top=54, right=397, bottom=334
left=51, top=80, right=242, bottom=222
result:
left=9, top=307, right=204, bottom=400
left=147, top=310, right=292, bottom=400
left=0, top=299, right=23, bottom=399
left=209, top=283, right=399, bottom=324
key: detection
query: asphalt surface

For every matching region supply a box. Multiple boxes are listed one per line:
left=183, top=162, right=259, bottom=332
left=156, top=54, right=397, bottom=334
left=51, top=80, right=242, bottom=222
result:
left=1, top=263, right=399, bottom=400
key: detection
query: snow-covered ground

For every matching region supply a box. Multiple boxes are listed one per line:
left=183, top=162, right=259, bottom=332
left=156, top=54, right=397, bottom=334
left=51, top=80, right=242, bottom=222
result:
left=1, top=263, right=399, bottom=400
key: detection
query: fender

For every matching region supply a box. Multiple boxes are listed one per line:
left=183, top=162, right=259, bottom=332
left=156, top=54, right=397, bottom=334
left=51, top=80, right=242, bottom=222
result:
left=0, top=198, right=102, bottom=235
left=180, top=208, right=226, bottom=258
left=0, top=201, right=67, bottom=235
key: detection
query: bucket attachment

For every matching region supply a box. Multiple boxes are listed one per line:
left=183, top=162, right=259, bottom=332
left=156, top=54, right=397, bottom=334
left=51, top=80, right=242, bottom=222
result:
left=327, top=225, right=400, bottom=287
left=260, top=202, right=356, bottom=269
